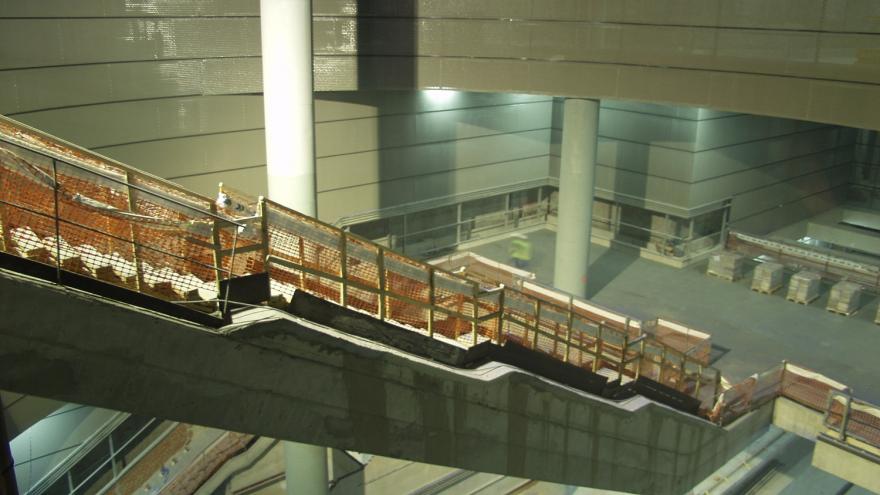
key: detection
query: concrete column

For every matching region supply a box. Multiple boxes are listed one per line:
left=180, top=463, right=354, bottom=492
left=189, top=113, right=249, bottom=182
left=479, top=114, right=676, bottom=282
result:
left=553, top=98, right=599, bottom=299
left=284, top=441, right=328, bottom=495
left=260, top=0, right=316, bottom=215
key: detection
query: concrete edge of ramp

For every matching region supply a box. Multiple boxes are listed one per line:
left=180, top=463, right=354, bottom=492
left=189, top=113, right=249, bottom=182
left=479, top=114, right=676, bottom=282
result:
left=0, top=269, right=772, bottom=494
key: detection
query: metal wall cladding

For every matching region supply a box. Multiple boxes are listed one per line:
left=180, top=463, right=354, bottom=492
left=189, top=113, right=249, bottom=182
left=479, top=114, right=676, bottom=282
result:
left=310, top=0, right=880, bottom=129
left=313, top=0, right=880, bottom=34
left=0, top=18, right=260, bottom=70
left=0, top=58, right=262, bottom=115
left=0, top=0, right=259, bottom=17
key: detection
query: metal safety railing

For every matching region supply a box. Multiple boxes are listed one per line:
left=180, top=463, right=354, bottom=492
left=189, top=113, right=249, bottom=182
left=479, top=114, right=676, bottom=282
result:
left=213, top=182, right=724, bottom=412
left=825, top=391, right=880, bottom=452
left=1, top=116, right=879, bottom=442
left=0, top=117, right=250, bottom=315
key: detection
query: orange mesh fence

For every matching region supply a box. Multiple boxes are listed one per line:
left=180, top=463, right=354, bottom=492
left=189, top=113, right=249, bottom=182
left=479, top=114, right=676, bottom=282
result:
left=432, top=269, right=476, bottom=341
left=499, top=288, right=537, bottom=347
left=824, top=394, right=880, bottom=449
left=781, top=363, right=847, bottom=411
left=846, top=400, right=880, bottom=448
left=0, top=137, right=244, bottom=309
left=536, top=303, right=568, bottom=360
left=567, top=315, right=599, bottom=370
left=646, top=318, right=712, bottom=365
left=709, top=365, right=782, bottom=424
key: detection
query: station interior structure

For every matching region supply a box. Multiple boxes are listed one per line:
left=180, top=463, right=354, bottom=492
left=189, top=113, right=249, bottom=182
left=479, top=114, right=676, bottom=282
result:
left=2, top=1, right=880, bottom=494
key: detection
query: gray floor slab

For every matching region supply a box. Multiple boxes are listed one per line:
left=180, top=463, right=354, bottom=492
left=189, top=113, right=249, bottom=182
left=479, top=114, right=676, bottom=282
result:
left=470, top=229, right=880, bottom=404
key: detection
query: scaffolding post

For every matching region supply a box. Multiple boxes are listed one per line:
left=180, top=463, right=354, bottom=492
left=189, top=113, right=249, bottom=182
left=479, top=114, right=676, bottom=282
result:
left=124, top=172, right=144, bottom=292
left=839, top=393, right=853, bottom=442
left=427, top=267, right=435, bottom=339
left=532, top=299, right=542, bottom=350
left=210, top=202, right=225, bottom=308
left=563, top=295, right=573, bottom=363
left=495, top=288, right=505, bottom=345
left=339, top=231, right=348, bottom=307
left=471, top=283, right=479, bottom=346
left=377, top=247, right=387, bottom=321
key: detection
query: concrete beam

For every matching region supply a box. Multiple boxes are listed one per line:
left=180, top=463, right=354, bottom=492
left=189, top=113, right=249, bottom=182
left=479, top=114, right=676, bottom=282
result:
left=0, top=270, right=771, bottom=494
left=813, top=437, right=880, bottom=494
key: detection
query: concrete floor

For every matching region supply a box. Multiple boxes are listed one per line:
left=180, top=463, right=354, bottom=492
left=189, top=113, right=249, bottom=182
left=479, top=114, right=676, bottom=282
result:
left=470, top=229, right=880, bottom=404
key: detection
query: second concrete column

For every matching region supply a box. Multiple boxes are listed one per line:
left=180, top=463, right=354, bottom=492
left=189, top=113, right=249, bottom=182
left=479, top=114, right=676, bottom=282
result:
left=553, top=98, right=599, bottom=299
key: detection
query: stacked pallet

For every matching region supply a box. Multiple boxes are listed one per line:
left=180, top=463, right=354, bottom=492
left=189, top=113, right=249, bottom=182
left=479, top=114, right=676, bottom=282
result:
left=707, top=252, right=744, bottom=281
left=750, top=262, right=784, bottom=294
left=786, top=271, right=821, bottom=304
left=826, top=281, right=861, bottom=316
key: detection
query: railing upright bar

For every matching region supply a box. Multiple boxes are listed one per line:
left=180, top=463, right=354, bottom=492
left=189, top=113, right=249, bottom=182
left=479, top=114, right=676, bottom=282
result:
left=694, top=364, right=703, bottom=399
left=635, top=339, right=644, bottom=379
left=618, top=334, right=628, bottom=382
left=427, top=267, right=435, bottom=339
left=840, top=393, right=853, bottom=442
left=563, top=295, right=573, bottom=363
left=210, top=202, right=224, bottom=310
left=495, top=289, right=505, bottom=345
left=51, top=159, right=62, bottom=282
left=378, top=247, right=387, bottom=321
left=532, top=299, right=541, bottom=350
left=123, top=171, right=144, bottom=292
left=339, top=231, right=348, bottom=307
left=471, top=282, right=479, bottom=346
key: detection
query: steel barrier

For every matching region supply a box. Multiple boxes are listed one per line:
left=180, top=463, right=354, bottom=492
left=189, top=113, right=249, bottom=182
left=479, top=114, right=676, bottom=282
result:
left=1, top=115, right=878, bottom=443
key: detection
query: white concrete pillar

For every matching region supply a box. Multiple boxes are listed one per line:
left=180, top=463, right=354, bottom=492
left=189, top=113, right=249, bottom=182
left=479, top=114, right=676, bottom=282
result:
left=260, top=0, right=316, bottom=215
left=553, top=98, right=599, bottom=299
left=284, top=441, right=328, bottom=495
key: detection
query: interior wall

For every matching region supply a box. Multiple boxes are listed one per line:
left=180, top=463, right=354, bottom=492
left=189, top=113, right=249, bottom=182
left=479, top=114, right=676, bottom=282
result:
left=551, top=100, right=855, bottom=234
left=313, top=91, right=554, bottom=223
left=692, top=116, right=855, bottom=233
left=850, top=129, right=880, bottom=208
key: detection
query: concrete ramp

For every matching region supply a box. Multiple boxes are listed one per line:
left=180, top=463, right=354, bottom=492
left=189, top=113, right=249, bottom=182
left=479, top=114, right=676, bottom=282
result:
left=0, top=269, right=777, bottom=494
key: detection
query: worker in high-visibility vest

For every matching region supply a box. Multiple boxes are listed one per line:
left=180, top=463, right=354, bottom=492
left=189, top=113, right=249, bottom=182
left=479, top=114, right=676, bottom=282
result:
left=508, top=234, right=533, bottom=269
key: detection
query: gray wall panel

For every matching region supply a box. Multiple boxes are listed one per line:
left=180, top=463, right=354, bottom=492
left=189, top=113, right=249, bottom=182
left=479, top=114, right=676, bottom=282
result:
left=0, top=58, right=262, bottom=115
left=0, top=1, right=259, bottom=17
left=13, top=95, right=264, bottom=148
left=690, top=149, right=850, bottom=207
left=0, top=18, right=260, bottom=70
left=693, top=116, right=827, bottom=152
left=317, top=129, right=551, bottom=193
left=599, top=108, right=699, bottom=152
left=95, top=130, right=266, bottom=180
left=730, top=164, right=851, bottom=222
left=692, top=127, right=852, bottom=182
left=317, top=155, right=549, bottom=221
left=173, top=165, right=267, bottom=200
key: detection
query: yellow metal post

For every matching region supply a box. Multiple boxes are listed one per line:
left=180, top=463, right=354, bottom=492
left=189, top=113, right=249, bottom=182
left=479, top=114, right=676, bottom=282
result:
left=495, top=289, right=505, bottom=345
left=124, top=172, right=144, bottom=292
left=339, top=231, right=348, bottom=307
left=377, top=247, right=386, bottom=321
left=532, top=300, right=541, bottom=350
left=427, top=267, right=435, bottom=338
left=471, top=283, right=479, bottom=346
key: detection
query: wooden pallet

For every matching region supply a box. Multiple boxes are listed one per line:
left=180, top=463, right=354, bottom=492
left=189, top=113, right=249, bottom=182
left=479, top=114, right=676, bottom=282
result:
left=827, top=307, right=857, bottom=317
left=751, top=285, right=782, bottom=295
left=706, top=270, right=738, bottom=282
left=786, top=295, right=818, bottom=305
